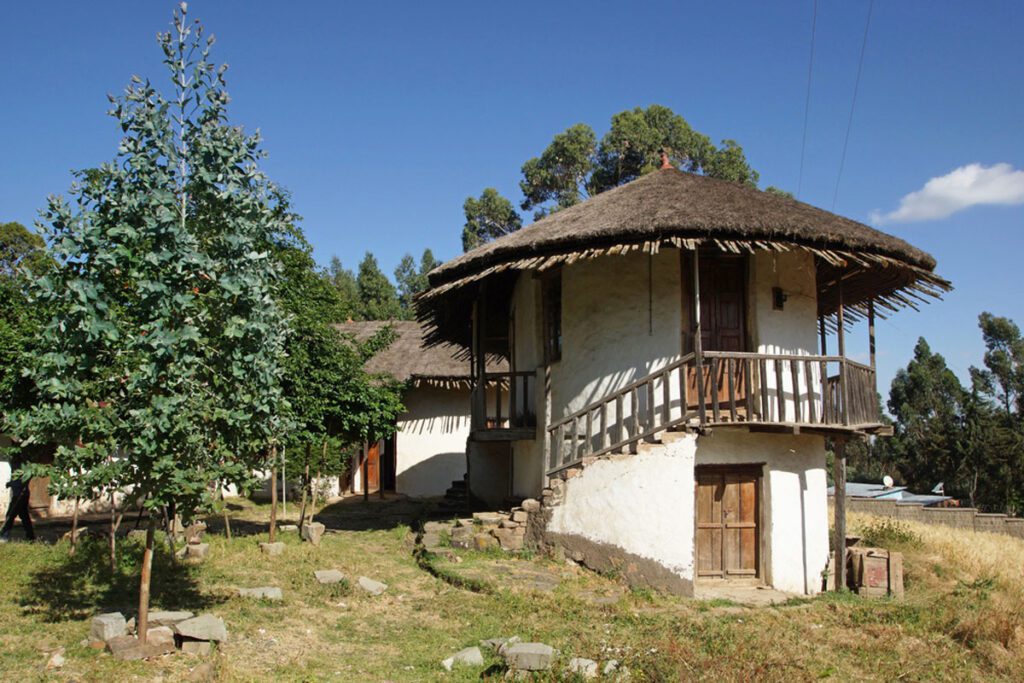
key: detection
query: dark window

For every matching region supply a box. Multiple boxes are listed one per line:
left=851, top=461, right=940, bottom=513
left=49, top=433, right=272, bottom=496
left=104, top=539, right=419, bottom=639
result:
left=542, top=273, right=562, bottom=363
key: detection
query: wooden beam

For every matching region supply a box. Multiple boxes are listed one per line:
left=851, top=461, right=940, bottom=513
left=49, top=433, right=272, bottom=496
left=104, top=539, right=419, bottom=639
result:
left=868, top=299, right=876, bottom=373
left=833, top=437, right=848, bottom=592
left=691, top=249, right=706, bottom=425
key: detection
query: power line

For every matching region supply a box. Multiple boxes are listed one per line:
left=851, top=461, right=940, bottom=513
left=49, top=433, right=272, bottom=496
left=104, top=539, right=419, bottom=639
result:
left=831, top=0, right=875, bottom=211
left=796, top=0, right=818, bottom=200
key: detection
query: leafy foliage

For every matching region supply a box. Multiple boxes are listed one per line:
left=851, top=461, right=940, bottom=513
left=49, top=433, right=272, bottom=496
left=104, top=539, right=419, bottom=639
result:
left=356, top=252, right=402, bottom=321
left=326, top=255, right=361, bottom=321
left=394, top=248, right=438, bottom=318
left=461, top=188, right=522, bottom=253
left=13, top=5, right=287, bottom=517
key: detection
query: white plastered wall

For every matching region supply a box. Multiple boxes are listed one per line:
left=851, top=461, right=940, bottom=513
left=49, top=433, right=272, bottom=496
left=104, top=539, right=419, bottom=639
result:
left=510, top=274, right=545, bottom=499
left=394, top=384, right=471, bottom=497
left=547, top=430, right=830, bottom=595
left=0, top=434, right=11, bottom=512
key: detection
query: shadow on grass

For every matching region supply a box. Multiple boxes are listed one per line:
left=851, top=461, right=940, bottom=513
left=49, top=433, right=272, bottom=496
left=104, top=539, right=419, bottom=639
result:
left=19, top=536, right=223, bottom=623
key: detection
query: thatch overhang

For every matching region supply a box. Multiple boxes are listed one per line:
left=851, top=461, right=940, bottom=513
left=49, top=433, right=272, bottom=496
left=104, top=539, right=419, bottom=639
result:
left=417, top=168, right=951, bottom=346
left=335, top=320, right=505, bottom=389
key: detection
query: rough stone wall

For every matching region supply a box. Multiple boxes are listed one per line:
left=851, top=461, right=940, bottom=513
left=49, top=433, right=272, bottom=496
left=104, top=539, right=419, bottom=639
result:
left=840, top=497, right=1024, bottom=539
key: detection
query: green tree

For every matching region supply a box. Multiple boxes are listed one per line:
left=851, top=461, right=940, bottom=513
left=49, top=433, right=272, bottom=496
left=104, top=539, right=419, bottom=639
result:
left=327, top=255, right=360, bottom=319
left=356, top=252, right=401, bottom=320
left=886, top=338, right=967, bottom=497
left=274, top=230, right=404, bottom=525
left=519, top=123, right=598, bottom=218
left=394, top=248, right=438, bottom=318
left=13, top=4, right=287, bottom=640
left=462, top=188, right=523, bottom=251
left=703, top=139, right=760, bottom=186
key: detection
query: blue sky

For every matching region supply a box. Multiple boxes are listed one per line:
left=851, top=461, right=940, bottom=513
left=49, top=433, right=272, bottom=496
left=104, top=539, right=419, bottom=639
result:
left=2, top=1, right=1022, bottom=397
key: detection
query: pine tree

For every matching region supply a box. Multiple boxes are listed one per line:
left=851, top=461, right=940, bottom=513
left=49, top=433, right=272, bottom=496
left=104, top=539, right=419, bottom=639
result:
left=356, top=252, right=401, bottom=320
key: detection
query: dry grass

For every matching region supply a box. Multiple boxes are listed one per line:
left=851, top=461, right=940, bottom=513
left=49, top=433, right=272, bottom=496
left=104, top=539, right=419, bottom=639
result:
left=0, top=503, right=1021, bottom=681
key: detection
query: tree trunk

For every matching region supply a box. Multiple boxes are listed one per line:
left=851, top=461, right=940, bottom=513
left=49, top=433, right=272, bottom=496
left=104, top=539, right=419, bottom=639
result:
left=298, top=446, right=311, bottom=528
left=163, top=506, right=177, bottom=564
left=221, top=483, right=232, bottom=540
left=137, top=515, right=156, bottom=644
left=269, top=457, right=278, bottom=543
left=109, top=491, right=118, bottom=572
left=310, top=439, right=328, bottom=523
left=69, top=496, right=80, bottom=556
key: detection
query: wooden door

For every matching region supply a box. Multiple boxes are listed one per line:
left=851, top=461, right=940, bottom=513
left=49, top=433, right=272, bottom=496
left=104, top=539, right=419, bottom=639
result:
left=687, top=256, right=748, bottom=414
left=695, top=466, right=760, bottom=580
left=363, top=441, right=380, bottom=493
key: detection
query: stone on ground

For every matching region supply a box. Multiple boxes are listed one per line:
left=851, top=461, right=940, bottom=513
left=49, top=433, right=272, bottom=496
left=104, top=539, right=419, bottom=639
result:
left=357, top=576, right=387, bottom=595
left=423, top=521, right=451, bottom=534
left=511, top=510, right=529, bottom=522
left=90, top=612, right=127, bottom=642
left=568, top=657, right=598, bottom=678
left=148, top=610, right=194, bottom=627
left=187, top=661, right=216, bottom=680
left=441, top=646, right=484, bottom=671
left=472, top=511, right=504, bottom=526
left=449, top=526, right=472, bottom=549
left=181, top=639, right=214, bottom=656
left=473, top=533, right=498, bottom=551
left=314, top=569, right=345, bottom=585
left=185, top=543, right=209, bottom=560
left=521, top=498, right=540, bottom=512
left=280, top=524, right=298, bottom=532
left=260, top=541, right=285, bottom=556
left=46, top=649, right=66, bottom=669
left=174, top=614, right=228, bottom=643
left=481, top=635, right=519, bottom=652
left=301, top=522, right=326, bottom=546
left=503, top=642, right=555, bottom=671
left=146, top=626, right=176, bottom=647
left=62, top=526, right=89, bottom=543
left=105, top=635, right=175, bottom=660
left=238, top=586, right=283, bottom=601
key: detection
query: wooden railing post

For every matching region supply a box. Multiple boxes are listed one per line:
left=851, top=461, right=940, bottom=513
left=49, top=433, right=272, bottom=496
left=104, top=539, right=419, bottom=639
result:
left=691, top=249, right=706, bottom=426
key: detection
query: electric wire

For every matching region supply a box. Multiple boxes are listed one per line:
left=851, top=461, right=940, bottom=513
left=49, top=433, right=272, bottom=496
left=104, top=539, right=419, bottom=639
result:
left=831, top=0, right=875, bottom=211
left=797, top=0, right=818, bottom=200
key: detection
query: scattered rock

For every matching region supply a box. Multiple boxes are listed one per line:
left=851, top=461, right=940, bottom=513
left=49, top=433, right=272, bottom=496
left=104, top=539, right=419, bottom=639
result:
left=185, top=543, right=209, bottom=561
left=568, top=657, right=598, bottom=679
left=500, top=519, right=519, bottom=529
left=472, top=511, right=504, bottom=526
left=260, top=541, right=285, bottom=556
left=423, top=521, right=451, bottom=533
left=174, top=614, right=228, bottom=643
left=105, top=634, right=174, bottom=660
left=238, top=586, right=283, bottom=601
left=521, top=499, right=541, bottom=512
left=148, top=610, right=194, bottom=627
left=503, top=642, right=555, bottom=671
left=90, top=612, right=127, bottom=642
left=45, top=649, right=66, bottom=669
left=147, top=626, right=176, bottom=647
left=357, top=576, right=387, bottom=596
left=126, top=616, right=136, bottom=634
left=314, top=569, right=345, bottom=585
left=181, top=639, right=214, bottom=656
left=184, top=521, right=207, bottom=545
left=62, top=526, right=89, bottom=543
left=449, top=526, right=472, bottom=549
left=493, top=528, right=524, bottom=551
left=473, top=533, right=498, bottom=551
left=280, top=524, right=298, bottom=532
left=441, top=646, right=484, bottom=671
left=511, top=510, right=529, bottom=523
left=301, top=522, right=326, bottom=546
left=481, top=636, right=519, bottom=652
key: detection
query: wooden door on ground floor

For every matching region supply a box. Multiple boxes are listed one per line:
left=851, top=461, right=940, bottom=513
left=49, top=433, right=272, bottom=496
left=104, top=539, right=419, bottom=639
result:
left=695, top=465, right=762, bottom=580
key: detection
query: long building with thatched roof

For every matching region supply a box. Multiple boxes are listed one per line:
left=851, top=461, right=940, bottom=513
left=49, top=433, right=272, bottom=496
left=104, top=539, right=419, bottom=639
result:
left=416, top=164, right=950, bottom=596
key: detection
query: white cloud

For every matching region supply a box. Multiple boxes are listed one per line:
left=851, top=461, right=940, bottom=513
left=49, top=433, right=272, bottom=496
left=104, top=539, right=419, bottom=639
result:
left=870, top=162, right=1024, bottom=225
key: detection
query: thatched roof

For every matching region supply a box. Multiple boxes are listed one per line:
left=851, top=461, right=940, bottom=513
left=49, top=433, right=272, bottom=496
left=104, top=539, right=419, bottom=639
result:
left=336, top=320, right=502, bottom=386
left=418, top=168, right=950, bottom=346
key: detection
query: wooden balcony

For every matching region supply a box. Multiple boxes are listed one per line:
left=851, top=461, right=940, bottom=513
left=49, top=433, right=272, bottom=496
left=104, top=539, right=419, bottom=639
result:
left=547, top=351, right=885, bottom=475
left=471, top=371, right=537, bottom=441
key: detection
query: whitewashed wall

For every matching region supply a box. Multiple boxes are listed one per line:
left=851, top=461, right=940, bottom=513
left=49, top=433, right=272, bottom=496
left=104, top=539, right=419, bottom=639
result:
left=394, top=385, right=471, bottom=497
left=547, top=430, right=830, bottom=595
left=0, top=435, right=11, bottom=512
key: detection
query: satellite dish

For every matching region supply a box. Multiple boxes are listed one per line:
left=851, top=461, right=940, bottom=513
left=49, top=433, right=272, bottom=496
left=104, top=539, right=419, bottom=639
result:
left=932, top=482, right=944, bottom=495
left=882, top=475, right=894, bottom=488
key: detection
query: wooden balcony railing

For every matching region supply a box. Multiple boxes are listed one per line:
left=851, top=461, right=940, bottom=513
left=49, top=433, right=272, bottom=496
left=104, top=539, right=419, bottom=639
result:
left=546, top=351, right=879, bottom=475
left=472, top=371, right=537, bottom=435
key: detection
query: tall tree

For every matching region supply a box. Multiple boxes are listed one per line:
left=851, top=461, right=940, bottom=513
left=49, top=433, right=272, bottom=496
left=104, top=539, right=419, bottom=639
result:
left=13, top=4, right=287, bottom=641
left=519, top=123, right=597, bottom=218
left=462, top=188, right=523, bottom=252
left=327, top=255, right=360, bottom=319
left=886, top=338, right=966, bottom=496
left=356, top=252, right=401, bottom=320
left=394, top=248, right=438, bottom=318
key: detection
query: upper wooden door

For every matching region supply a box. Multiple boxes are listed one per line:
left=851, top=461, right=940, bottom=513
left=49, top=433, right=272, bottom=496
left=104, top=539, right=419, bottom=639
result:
left=364, top=441, right=380, bottom=493
left=695, top=466, right=761, bottom=580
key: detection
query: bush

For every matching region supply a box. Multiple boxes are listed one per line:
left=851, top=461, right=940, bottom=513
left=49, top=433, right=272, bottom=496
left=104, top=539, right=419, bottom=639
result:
left=859, top=518, right=922, bottom=549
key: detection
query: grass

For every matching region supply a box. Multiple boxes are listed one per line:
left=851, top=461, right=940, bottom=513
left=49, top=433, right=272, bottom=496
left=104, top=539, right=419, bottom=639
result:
left=0, top=502, right=1022, bottom=681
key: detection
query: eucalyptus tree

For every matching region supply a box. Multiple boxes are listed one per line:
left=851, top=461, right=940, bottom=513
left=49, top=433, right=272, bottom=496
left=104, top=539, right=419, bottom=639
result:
left=394, top=248, right=439, bottom=316
left=13, top=4, right=288, bottom=641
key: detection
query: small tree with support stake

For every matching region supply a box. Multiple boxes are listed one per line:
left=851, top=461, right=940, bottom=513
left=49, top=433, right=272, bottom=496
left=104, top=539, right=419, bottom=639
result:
left=14, top=4, right=287, bottom=643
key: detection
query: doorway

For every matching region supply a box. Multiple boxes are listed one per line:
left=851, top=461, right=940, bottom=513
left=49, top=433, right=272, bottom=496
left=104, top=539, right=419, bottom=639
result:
left=695, top=465, right=762, bottom=581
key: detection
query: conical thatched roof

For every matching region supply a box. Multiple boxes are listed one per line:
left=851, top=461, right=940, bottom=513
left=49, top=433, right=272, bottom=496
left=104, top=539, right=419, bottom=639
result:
left=418, top=168, right=950, bottom=347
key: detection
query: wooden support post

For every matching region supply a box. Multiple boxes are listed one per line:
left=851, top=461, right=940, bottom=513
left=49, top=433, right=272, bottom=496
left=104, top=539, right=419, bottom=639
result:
left=868, top=299, right=876, bottom=373
left=833, top=437, right=848, bottom=591
left=819, top=317, right=827, bottom=356
left=837, top=281, right=849, bottom=426
left=691, top=249, right=706, bottom=425
left=362, top=440, right=369, bottom=503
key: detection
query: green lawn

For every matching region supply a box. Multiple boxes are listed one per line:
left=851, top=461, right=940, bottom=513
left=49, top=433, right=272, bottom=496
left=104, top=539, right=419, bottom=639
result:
left=0, top=501, right=1021, bottom=681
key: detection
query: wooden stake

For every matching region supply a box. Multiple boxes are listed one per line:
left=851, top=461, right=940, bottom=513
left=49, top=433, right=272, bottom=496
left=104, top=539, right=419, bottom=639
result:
left=69, top=496, right=80, bottom=556
left=137, top=515, right=156, bottom=644
left=833, top=438, right=848, bottom=591
left=221, top=483, right=232, bottom=540
left=269, top=445, right=278, bottom=543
